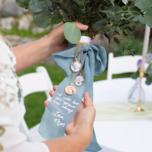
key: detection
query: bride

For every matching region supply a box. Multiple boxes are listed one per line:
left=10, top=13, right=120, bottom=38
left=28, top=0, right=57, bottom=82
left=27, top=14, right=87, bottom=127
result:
left=0, top=23, right=96, bottom=152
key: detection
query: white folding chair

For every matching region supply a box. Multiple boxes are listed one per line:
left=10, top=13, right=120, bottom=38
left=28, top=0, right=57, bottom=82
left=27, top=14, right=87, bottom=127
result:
left=18, top=66, right=53, bottom=142
left=107, top=52, right=145, bottom=80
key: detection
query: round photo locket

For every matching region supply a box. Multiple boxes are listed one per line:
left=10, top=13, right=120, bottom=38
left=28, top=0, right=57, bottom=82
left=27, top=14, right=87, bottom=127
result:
left=71, top=61, right=82, bottom=72
left=74, top=75, right=84, bottom=86
left=65, top=85, right=76, bottom=95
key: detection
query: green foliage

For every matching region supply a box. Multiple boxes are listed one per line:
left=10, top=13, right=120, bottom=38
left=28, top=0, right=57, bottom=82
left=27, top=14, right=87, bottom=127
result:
left=16, top=0, right=30, bottom=9
left=131, top=69, right=139, bottom=79
left=147, top=64, right=152, bottom=76
left=51, top=15, right=62, bottom=24
left=145, top=64, right=152, bottom=85
left=33, top=10, right=52, bottom=28
left=16, top=0, right=152, bottom=48
left=63, top=22, right=81, bottom=44
left=131, top=65, right=152, bottom=86
left=131, top=67, right=152, bottom=86
left=111, top=39, right=152, bottom=56
left=29, top=0, right=47, bottom=13
left=135, top=0, right=152, bottom=11
left=145, top=75, right=152, bottom=85
left=144, top=9, right=152, bottom=28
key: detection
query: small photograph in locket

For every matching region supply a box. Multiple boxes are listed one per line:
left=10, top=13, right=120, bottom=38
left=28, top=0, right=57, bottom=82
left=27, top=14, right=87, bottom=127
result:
left=71, top=61, right=81, bottom=72
left=65, top=86, right=76, bottom=95
left=75, top=76, right=84, bottom=86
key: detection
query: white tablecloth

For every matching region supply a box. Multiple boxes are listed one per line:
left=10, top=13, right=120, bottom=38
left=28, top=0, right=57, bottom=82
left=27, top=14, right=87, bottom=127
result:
left=94, top=121, right=152, bottom=152
left=93, top=78, right=152, bottom=102
left=92, top=78, right=152, bottom=152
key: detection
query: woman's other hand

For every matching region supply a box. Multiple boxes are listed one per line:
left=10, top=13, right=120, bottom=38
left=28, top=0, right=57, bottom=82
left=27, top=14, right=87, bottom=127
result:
left=44, top=85, right=95, bottom=141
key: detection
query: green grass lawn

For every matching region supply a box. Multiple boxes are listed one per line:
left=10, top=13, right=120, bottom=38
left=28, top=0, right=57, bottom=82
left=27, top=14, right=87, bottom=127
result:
left=17, top=63, right=130, bottom=128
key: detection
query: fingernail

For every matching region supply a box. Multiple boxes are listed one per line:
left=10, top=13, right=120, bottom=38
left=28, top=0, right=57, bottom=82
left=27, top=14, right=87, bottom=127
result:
left=85, top=92, right=89, bottom=96
left=82, top=25, right=89, bottom=29
left=44, top=100, right=49, bottom=106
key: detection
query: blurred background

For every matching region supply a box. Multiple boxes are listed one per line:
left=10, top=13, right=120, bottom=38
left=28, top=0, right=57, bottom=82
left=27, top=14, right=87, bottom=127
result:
left=0, top=0, right=152, bottom=129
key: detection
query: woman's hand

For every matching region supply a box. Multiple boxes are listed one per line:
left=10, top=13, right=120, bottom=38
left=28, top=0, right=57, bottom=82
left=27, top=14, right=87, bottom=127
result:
left=12, top=22, right=95, bottom=73
left=44, top=85, right=96, bottom=140
left=44, top=23, right=95, bottom=55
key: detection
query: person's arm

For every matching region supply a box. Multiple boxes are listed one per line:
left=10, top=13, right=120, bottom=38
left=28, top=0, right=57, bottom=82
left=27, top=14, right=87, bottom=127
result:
left=11, top=37, right=52, bottom=73
left=11, top=22, right=89, bottom=73
left=44, top=127, right=92, bottom=152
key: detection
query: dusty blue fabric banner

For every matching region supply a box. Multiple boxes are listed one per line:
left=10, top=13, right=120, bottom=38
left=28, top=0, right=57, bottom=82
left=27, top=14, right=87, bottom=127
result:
left=39, top=43, right=107, bottom=152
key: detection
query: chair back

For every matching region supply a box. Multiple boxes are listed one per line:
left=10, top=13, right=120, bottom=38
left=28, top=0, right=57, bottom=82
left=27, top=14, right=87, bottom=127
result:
left=18, top=66, right=53, bottom=141
left=107, top=53, right=148, bottom=80
left=19, top=66, right=53, bottom=99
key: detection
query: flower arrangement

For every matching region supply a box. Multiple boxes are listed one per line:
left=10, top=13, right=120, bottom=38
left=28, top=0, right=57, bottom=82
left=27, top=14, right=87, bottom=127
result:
left=131, top=54, right=152, bottom=85
left=16, top=0, right=152, bottom=53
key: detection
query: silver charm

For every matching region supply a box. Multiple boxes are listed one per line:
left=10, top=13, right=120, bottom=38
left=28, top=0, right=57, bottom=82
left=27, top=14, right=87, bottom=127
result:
left=71, top=60, right=82, bottom=72
left=74, top=73, right=84, bottom=87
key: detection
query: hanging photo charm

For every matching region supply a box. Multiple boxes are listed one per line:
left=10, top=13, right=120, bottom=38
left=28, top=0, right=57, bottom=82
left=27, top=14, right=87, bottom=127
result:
left=65, top=43, right=87, bottom=95
left=65, top=85, right=76, bottom=95
left=74, top=72, right=84, bottom=86
left=65, top=71, right=76, bottom=95
left=71, top=58, right=82, bottom=72
left=70, top=43, right=82, bottom=72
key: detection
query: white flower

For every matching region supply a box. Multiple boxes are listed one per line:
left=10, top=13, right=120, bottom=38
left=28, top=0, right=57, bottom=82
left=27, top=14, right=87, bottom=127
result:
left=122, top=0, right=128, bottom=5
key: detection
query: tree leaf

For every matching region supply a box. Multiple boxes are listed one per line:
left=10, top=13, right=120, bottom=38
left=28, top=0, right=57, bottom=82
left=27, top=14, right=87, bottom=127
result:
left=128, top=6, right=141, bottom=21
left=139, top=15, right=145, bottom=24
left=51, top=15, right=62, bottom=24
left=131, top=70, right=139, bottom=79
left=16, top=0, right=29, bottom=9
left=29, top=0, right=46, bottom=13
left=33, top=10, right=52, bottom=28
left=146, top=64, right=152, bottom=76
left=146, top=76, right=152, bottom=85
left=104, top=33, right=111, bottom=43
left=144, top=8, right=152, bottom=28
left=62, top=10, right=71, bottom=22
left=44, top=0, right=52, bottom=8
left=135, top=0, right=152, bottom=11
left=102, top=10, right=115, bottom=18
left=110, top=0, right=115, bottom=6
left=63, top=22, right=81, bottom=44
left=110, top=6, right=122, bottom=13
left=115, top=27, right=122, bottom=35
left=113, top=14, right=121, bottom=25
left=93, top=19, right=107, bottom=31
left=114, top=37, right=120, bottom=44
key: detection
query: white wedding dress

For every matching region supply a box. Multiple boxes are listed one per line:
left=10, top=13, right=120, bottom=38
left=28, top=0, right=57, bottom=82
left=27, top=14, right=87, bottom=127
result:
left=0, top=37, right=49, bottom=152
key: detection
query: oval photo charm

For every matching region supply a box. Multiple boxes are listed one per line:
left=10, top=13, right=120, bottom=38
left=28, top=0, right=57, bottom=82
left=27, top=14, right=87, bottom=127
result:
left=71, top=61, right=82, bottom=72
left=74, top=75, right=84, bottom=86
left=65, top=85, right=76, bottom=95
